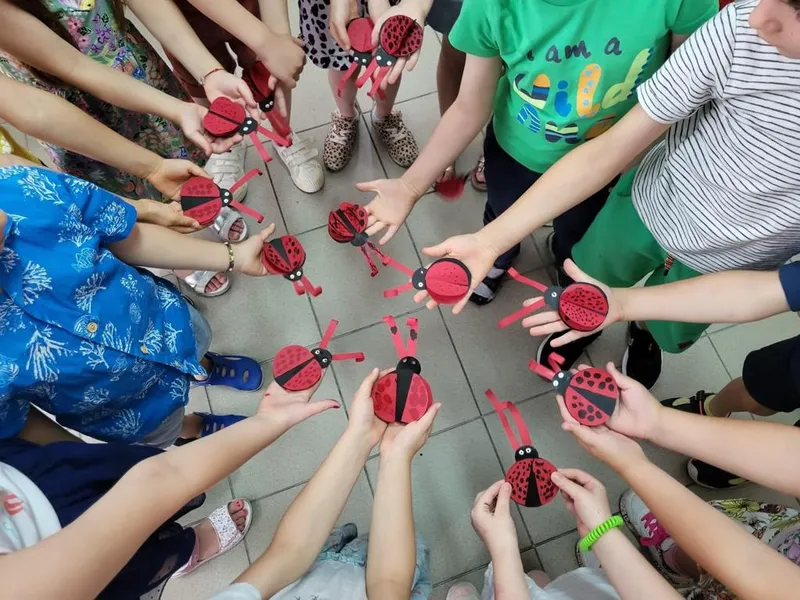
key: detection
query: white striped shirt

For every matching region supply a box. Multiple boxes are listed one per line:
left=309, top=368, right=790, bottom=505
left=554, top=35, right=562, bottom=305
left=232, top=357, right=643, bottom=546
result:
left=632, top=0, right=800, bottom=274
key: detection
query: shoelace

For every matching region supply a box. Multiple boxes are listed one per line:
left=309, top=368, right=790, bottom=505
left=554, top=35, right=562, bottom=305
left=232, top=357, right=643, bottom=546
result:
left=279, top=137, right=319, bottom=168
left=639, top=512, right=670, bottom=548
left=329, top=116, right=356, bottom=146
left=377, top=113, right=409, bottom=144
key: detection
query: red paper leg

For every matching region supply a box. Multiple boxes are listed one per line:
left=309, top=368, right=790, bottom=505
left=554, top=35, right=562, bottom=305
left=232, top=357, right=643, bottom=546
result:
left=301, top=275, right=322, bottom=297
left=507, top=268, right=549, bottom=293
left=229, top=168, right=263, bottom=195
left=548, top=352, right=566, bottom=372
left=485, top=390, right=533, bottom=447
left=366, top=242, right=391, bottom=266
left=383, top=315, right=408, bottom=358
left=367, top=67, right=389, bottom=99
left=319, top=319, right=339, bottom=350
left=338, top=63, right=359, bottom=97
left=404, top=317, right=419, bottom=356
left=249, top=133, right=273, bottom=164
left=256, top=124, right=291, bottom=148
left=359, top=246, right=379, bottom=277
left=355, top=60, right=379, bottom=89
left=266, top=111, right=292, bottom=139
left=528, top=359, right=556, bottom=381
left=383, top=281, right=414, bottom=298
left=497, top=298, right=544, bottom=330
left=229, top=200, right=265, bottom=223
left=331, top=352, right=366, bottom=362
left=382, top=256, right=415, bottom=277
left=292, top=280, right=305, bottom=296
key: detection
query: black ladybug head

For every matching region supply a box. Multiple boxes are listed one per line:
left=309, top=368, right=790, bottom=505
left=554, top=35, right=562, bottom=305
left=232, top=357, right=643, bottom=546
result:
left=241, top=118, right=257, bottom=134
left=285, top=267, right=304, bottom=282
left=515, top=445, right=539, bottom=461
left=397, top=356, right=421, bottom=374
left=221, top=188, right=233, bottom=206
left=411, top=267, right=428, bottom=291
left=553, top=370, right=572, bottom=394
left=543, top=286, right=562, bottom=311
left=312, top=348, right=333, bottom=367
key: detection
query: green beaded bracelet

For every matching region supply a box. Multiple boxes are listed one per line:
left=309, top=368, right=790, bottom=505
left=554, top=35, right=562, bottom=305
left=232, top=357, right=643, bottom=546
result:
left=578, top=515, right=624, bottom=552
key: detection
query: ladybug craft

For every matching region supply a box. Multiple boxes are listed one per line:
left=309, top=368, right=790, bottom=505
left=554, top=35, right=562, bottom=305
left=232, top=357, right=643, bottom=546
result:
left=355, top=15, right=423, bottom=99
left=203, top=97, right=291, bottom=166
left=336, top=18, right=384, bottom=99
left=243, top=62, right=293, bottom=139
left=327, top=202, right=392, bottom=277
left=485, top=389, right=558, bottom=508
left=528, top=352, right=619, bottom=428
left=382, top=257, right=472, bottom=305
left=261, top=234, right=322, bottom=297
left=273, top=319, right=365, bottom=391
left=498, top=268, right=609, bottom=332
left=180, top=171, right=266, bottom=226
left=371, top=316, right=433, bottom=424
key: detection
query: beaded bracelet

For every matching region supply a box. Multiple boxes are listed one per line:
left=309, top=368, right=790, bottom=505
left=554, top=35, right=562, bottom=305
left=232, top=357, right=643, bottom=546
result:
left=578, top=515, right=624, bottom=552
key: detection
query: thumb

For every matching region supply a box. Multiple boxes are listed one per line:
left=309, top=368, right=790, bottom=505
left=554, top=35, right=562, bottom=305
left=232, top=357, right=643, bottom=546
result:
left=562, top=259, right=597, bottom=285
left=422, top=242, right=449, bottom=259
left=188, top=163, right=211, bottom=179
left=302, top=399, right=341, bottom=420
left=187, top=131, right=212, bottom=156
left=238, top=81, right=258, bottom=108
left=355, top=180, right=378, bottom=193
left=606, top=362, right=639, bottom=392
left=562, top=421, right=595, bottom=446
left=495, top=481, right=512, bottom=515
left=259, top=223, right=277, bottom=242
left=551, top=471, right=586, bottom=500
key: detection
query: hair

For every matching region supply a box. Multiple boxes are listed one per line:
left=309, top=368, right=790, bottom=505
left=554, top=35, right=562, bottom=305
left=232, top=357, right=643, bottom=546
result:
left=8, top=0, right=126, bottom=48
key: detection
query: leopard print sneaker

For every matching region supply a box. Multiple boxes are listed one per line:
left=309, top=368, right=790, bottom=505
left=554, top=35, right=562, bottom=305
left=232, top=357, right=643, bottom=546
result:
left=372, top=110, right=420, bottom=168
left=324, top=112, right=359, bottom=172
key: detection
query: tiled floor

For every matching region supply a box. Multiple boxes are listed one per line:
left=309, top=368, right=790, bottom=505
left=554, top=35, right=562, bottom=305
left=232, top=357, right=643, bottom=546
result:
left=7, top=12, right=800, bottom=599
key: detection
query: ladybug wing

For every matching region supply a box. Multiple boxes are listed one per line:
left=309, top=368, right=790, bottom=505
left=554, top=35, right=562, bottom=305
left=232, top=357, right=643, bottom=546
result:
left=263, top=240, right=292, bottom=275
left=248, top=62, right=272, bottom=98
left=380, top=15, right=414, bottom=54
left=399, top=373, right=433, bottom=423
left=372, top=372, right=399, bottom=424
left=425, top=259, right=472, bottom=305
left=396, top=23, right=423, bottom=57
left=282, top=235, right=307, bottom=270
left=347, top=17, right=376, bottom=53
left=180, top=177, right=222, bottom=226
left=559, top=283, right=609, bottom=332
left=505, top=460, right=533, bottom=506
left=531, top=458, right=558, bottom=506
left=273, top=345, right=322, bottom=391
left=204, top=98, right=246, bottom=137
left=328, top=210, right=355, bottom=243
left=566, top=368, right=619, bottom=426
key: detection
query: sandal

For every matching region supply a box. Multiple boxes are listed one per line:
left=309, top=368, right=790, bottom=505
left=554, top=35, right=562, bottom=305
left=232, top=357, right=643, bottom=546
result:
left=434, top=165, right=468, bottom=201
left=213, top=206, right=249, bottom=243
left=470, top=156, right=487, bottom=192
left=195, top=352, right=263, bottom=391
left=183, top=270, right=231, bottom=298
left=174, top=412, right=247, bottom=446
left=172, top=499, right=253, bottom=578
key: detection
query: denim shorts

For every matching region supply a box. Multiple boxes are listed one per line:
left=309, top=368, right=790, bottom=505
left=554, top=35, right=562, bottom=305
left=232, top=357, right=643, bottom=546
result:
left=188, top=303, right=212, bottom=361
left=427, top=0, right=462, bottom=35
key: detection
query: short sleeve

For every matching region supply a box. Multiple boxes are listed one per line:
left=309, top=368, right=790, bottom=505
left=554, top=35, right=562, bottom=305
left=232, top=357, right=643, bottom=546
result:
left=208, top=583, right=262, bottom=600
left=668, top=0, right=718, bottom=36
left=60, top=173, right=137, bottom=245
left=448, top=0, right=498, bottom=58
left=638, top=5, right=736, bottom=124
left=779, top=262, right=800, bottom=312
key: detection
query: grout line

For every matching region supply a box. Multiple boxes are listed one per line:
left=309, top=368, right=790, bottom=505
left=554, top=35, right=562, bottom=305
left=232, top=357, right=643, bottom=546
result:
left=707, top=334, right=735, bottom=381
left=532, top=526, right=578, bottom=550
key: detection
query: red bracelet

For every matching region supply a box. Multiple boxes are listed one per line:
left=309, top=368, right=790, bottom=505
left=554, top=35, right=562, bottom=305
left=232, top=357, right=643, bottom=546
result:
left=200, top=67, right=226, bottom=85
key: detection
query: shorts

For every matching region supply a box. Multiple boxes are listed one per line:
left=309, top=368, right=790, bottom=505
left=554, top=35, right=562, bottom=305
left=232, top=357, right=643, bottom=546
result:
left=742, top=334, right=800, bottom=413
left=168, top=0, right=261, bottom=97
left=427, top=0, right=463, bottom=35
left=572, top=168, right=706, bottom=354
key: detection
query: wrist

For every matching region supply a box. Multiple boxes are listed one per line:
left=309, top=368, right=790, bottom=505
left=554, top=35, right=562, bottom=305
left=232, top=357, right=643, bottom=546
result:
left=399, top=174, right=425, bottom=203
left=614, top=287, right=632, bottom=323
left=473, top=227, right=504, bottom=260
left=615, top=453, right=652, bottom=481
left=252, top=25, right=278, bottom=58
left=141, top=155, right=165, bottom=184
left=379, top=452, right=413, bottom=470
left=486, top=536, right=520, bottom=559
left=341, top=428, right=377, bottom=457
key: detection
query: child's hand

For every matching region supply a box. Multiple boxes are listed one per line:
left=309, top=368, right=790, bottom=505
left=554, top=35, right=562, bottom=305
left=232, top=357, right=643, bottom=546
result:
left=417, top=232, right=502, bottom=314
left=471, top=480, right=519, bottom=555
left=329, top=0, right=359, bottom=51
left=359, top=177, right=421, bottom=245
left=133, top=199, right=201, bottom=233
left=521, top=259, right=621, bottom=344
left=256, top=378, right=340, bottom=430
left=178, top=102, right=243, bottom=155
left=146, top=158, right=210, bottom=201
left=561, top=419, right=649, bottom=475
left=370, top=0, right=430, bottom=88
left=255, top=34, right=305, bottom=90
left=203, top=69, right=261, bottom=121
left=346, top=368, right=389, bottom=448
left=551, top=469, right=612, bottom=537
left=379, top=402, right=441, bottom=463
left=233, top=224, right=277, bottom=276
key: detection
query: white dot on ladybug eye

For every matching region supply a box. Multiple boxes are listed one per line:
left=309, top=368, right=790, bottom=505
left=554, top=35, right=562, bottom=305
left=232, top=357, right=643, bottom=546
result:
left=526, top=448, right=532, bottom=454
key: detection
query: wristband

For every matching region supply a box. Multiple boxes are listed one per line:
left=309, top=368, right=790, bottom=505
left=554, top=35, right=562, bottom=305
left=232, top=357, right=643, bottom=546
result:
left=578, top=515, right=624, bottom=552
left=224, top=242, right=235, bottom=272
left=200, top=67, right=225, bottom=86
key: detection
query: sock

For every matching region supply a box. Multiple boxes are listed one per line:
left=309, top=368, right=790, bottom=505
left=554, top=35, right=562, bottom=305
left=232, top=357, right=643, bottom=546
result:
left=487, top=267, right=505, bottom=279
left=372, top=107, right=390, bottom=122
left=471, top=267, right=507, bottom=300
left=704, top=393, right=730, bottom=418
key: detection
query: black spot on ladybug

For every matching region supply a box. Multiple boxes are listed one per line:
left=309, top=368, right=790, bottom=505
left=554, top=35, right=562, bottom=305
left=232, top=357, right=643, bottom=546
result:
left=588, top=414, right=595, bottom=422
left=576, top=377, right=584, bottom=384
left=593, top=372, right=601, bottom=379
left=583, top=370, right=591, bottom=378
left=608, top=384, right=615, bottom=392
left=578, top=409, right=587, bottom=419
left=571, top=403, right=578, bottom=408
left=605, top=377, right=613, bottom=383
left=599, top=382, right=606, bottom=390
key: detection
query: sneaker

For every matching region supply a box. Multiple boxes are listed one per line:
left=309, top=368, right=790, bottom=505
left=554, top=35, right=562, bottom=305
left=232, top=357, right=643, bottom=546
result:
left=619, top=489, right=695, bottom=588
left=622, top=322, right=662, bottom=390
left=537, top=330, right=601, bottom=372
left=372, top=110, right=420, bottom=168
left=275, top=136, right=324, bottom=193
left=324, top=112, right=359, bottom=172
left=469, top=267, right=506, bottom=306
left=204, top=143, right=248, bottom=202
left=445, top=582, right=481, bottom=600
left=686, top=458, right=747, bottom=489
left=661, top=390, right=719, bottom=416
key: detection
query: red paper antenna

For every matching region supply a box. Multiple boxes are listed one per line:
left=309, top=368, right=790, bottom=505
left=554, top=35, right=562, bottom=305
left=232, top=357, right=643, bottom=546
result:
left=243, top=62, right=293, bottom=140
left=355, top=15, right=423, bottom=99
left=498, top=268, right=609, bottom=332
left=485, top=389, right=557, bottom=508
left=327, top=202, right=393, bottom=277
left=273, top=319, right=365, bottom=391
left=383, top=257, right=472, bottom=305
left=180, top=170, right=265, bottom=226
left=261, top=234, right=322, bottom=297
left=371, top=316, right=432, bottom=424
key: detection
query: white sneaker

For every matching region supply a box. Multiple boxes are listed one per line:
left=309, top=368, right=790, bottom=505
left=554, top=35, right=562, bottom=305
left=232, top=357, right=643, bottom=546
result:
left=204, top=143, right=248, bottom=202
left=275, top=136, right=324, bottom=194
left=446, top=582, right=480, bottom=600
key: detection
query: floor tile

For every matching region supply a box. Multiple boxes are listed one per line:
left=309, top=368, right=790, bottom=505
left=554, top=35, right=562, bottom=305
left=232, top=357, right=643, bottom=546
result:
left=331, top=308, right=480, bottom=434
left=484, top=395, right=688, bottom=543
left=295, top=225, right=423, bottom=335
left=244, top=473, right=374, bottom=559
left=162, top=543, right=250, bottom=600
left=288, top=63, right=344, bottom=134
left=535, top=531, right=580, bottom=579
left=207, top=373, right=350, bottom=500
left=267, top=119, right=386, bottom=234
left=366, top=420, right=532, bottom=584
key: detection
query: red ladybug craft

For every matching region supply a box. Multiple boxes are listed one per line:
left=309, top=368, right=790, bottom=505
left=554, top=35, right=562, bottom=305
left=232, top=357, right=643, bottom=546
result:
left=261, top=234, right=322, bottom=297
left=485, top=389, right=558, bottom=508
left=203, top=97, right=291, bottom=165
left=336, top=18, right=384, bottom=99
left=273, top=319, right=365, bottom=391
left=180, top=170, right=265, bottom=227
left=528, top=352, right=619, bottom=428
left=371, top=316, right=433, bottom=424
left=382, top=257, right=472, bottom=305
left=355, top=15, right=423, bottom=98
left=498, top=268, right=609, bottom=332
left=242, top=62, right=293, bottom=140
left=327, top=202, right=392, bottom=277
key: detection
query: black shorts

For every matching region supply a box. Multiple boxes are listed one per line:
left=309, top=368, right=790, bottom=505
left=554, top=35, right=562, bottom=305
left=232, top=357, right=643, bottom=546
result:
left=742, top=334, right=800, bottom=413
left=427, top=0, right=463, bottom=35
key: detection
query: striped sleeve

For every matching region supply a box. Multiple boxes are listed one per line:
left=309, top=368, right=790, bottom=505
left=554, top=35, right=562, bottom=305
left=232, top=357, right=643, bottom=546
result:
left=638, top=4, right=736, bottom=124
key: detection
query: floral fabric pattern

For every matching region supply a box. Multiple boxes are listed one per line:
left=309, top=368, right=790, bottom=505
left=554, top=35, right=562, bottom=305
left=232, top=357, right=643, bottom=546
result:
left=0, top=0, right=205, bottom=199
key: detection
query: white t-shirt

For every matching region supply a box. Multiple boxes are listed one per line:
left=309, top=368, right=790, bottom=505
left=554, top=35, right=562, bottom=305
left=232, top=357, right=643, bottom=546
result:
left=482, top=564, right=619, bottom=600
left=0, top=462, right=60, bottom=554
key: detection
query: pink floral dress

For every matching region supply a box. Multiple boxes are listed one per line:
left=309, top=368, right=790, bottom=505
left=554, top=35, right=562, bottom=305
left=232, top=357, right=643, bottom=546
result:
left=0, top=0, right=205, bottom=199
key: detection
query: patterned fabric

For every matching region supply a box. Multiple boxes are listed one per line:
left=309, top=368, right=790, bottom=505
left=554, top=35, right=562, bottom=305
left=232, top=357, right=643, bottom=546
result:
left=0, top=166, right=203, bottom=442
left=686, top=499, right=800, bottom=599
left=0, top=0, right=205, bottom=199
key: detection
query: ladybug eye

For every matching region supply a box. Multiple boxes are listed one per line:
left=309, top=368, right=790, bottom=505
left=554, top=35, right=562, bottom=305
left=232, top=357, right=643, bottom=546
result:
left=525, top=448, right=532, bottom=454
left=552, top=380, right=559, bottom=388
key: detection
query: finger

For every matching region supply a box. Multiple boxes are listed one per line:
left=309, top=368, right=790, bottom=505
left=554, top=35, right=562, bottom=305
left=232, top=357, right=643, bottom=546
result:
left=187, top=131, right=212, bottom=155
left=378, top=367, right=395, bottom=378
left=525, top=321, right=569, bottom=338
left=260, top=223, right=277, bottom=241
left=413, top=289, right=430, bottom=305
left=561, top=421, right=597, bottom=448
left=554, top=468, right=597, bottom=488
left=355, top=367, right=381, bottom=399
left=188, top=163, right=211, bottom=178
left=550, top=471, right=587, bottom=498
left=547, top=329, right=584, bottom=346
left=385, top=58, right=407, bottom=87
left=268, top=75, right=278, bottom=92
left=521, top=309, right=560, bottom=326
left=425, top=298, right=438, bottom=311
left=238, top=81, right=258, bottom=108
left=495, top=481, right=512, bottom=515
left=303, top=399, right=342, bottom=419
left=292, top=37, right=305, bottom=48
left=575, top=364, right=591, bottom=371
left=451, top=292, right=470, bottom=315
left=378, top=224, right=399, bottom=245
left=275, top=87, right=289, bottom=119
left=556, top=394, right=579, bottom=425
left=365, top=221, right=387, bottom=238
left=405, top=51, right=420, bottom=72
left=422, top=243, right=449, bottom=259
left=606, top=362, right=639, bottom=392
left=415, top=402, right=441, bottom=434
left=474, top=479, right=505, bottom=510
left=355, top=180, right=378, bottom=193
left=563, top=259, right=599, bottom=286
left=173, top=214, right=202, bottom=231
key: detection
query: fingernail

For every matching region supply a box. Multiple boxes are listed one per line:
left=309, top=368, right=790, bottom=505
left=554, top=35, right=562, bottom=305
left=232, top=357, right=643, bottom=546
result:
left=551, top=473, right=560, bottom=480
left=333, top=404, right=341, bottom=409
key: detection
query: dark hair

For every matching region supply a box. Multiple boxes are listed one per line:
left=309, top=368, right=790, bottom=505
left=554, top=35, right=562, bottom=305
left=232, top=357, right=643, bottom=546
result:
left=8, top=0, right=126, bottom=48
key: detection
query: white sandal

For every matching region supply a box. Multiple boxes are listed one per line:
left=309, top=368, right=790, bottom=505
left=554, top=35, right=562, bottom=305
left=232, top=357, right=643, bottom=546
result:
left=172, top=499, right=253, bottom=578
left=183, top=270, right=231, bottom=298
left=213, top=206, right=249, bottom=243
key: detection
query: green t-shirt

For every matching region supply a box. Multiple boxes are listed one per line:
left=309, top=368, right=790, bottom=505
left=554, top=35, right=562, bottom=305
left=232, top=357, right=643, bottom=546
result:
left=449, top=0, right=718, bottom=173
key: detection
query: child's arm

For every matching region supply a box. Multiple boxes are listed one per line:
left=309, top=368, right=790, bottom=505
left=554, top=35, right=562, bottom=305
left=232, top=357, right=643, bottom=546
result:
left=551, top=469, right=681, bottom=600
left=366, top=403, right=440, bottom=599
left=0, top=0, right=236, bottom=155
left=0, top=382, right=339, bottom=600
left=232, top=369, right=388, bottom=597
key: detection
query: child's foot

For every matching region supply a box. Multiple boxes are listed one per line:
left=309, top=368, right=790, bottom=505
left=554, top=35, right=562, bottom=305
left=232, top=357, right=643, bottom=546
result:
left=174, top=412, right=247, bottom=445
left=212, top=207, right=247, bottom=243
left=446, top=582, right=480, bottom=600
left=205, top=143, right=249, bottom=202
left=195, top=500, right=249, bottom=559
left=181, top=270, right=231, bottom=298
left=324, top=111, right=359, bottom=172
left=686, top=458, right=747, bottom=489
left=372, top=109, right=419, bottom=168
left=469, top=267, right=507, bottom=305
left=537, top=330, right=601, bottom=372
left=622, top=322, right=662, bottom=390
left=470, top=155, right=486, bottom=192
left=619, top=489, right=696, bottom=587
left=197, top=353, right=264, bottom=391
left=275, top=135, right=324, bottom=193
left=661, top=390, right=720, bottom=416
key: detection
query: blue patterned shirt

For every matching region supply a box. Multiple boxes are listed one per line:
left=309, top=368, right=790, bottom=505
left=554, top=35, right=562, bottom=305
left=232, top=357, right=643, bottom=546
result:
left=0, top=166, right=204, bottom=442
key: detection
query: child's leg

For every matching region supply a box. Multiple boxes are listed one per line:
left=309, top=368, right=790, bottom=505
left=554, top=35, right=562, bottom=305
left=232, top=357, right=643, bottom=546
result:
left=329, top=70, right=360, bottom=118
left=708, top=377, right=778, bottom=417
